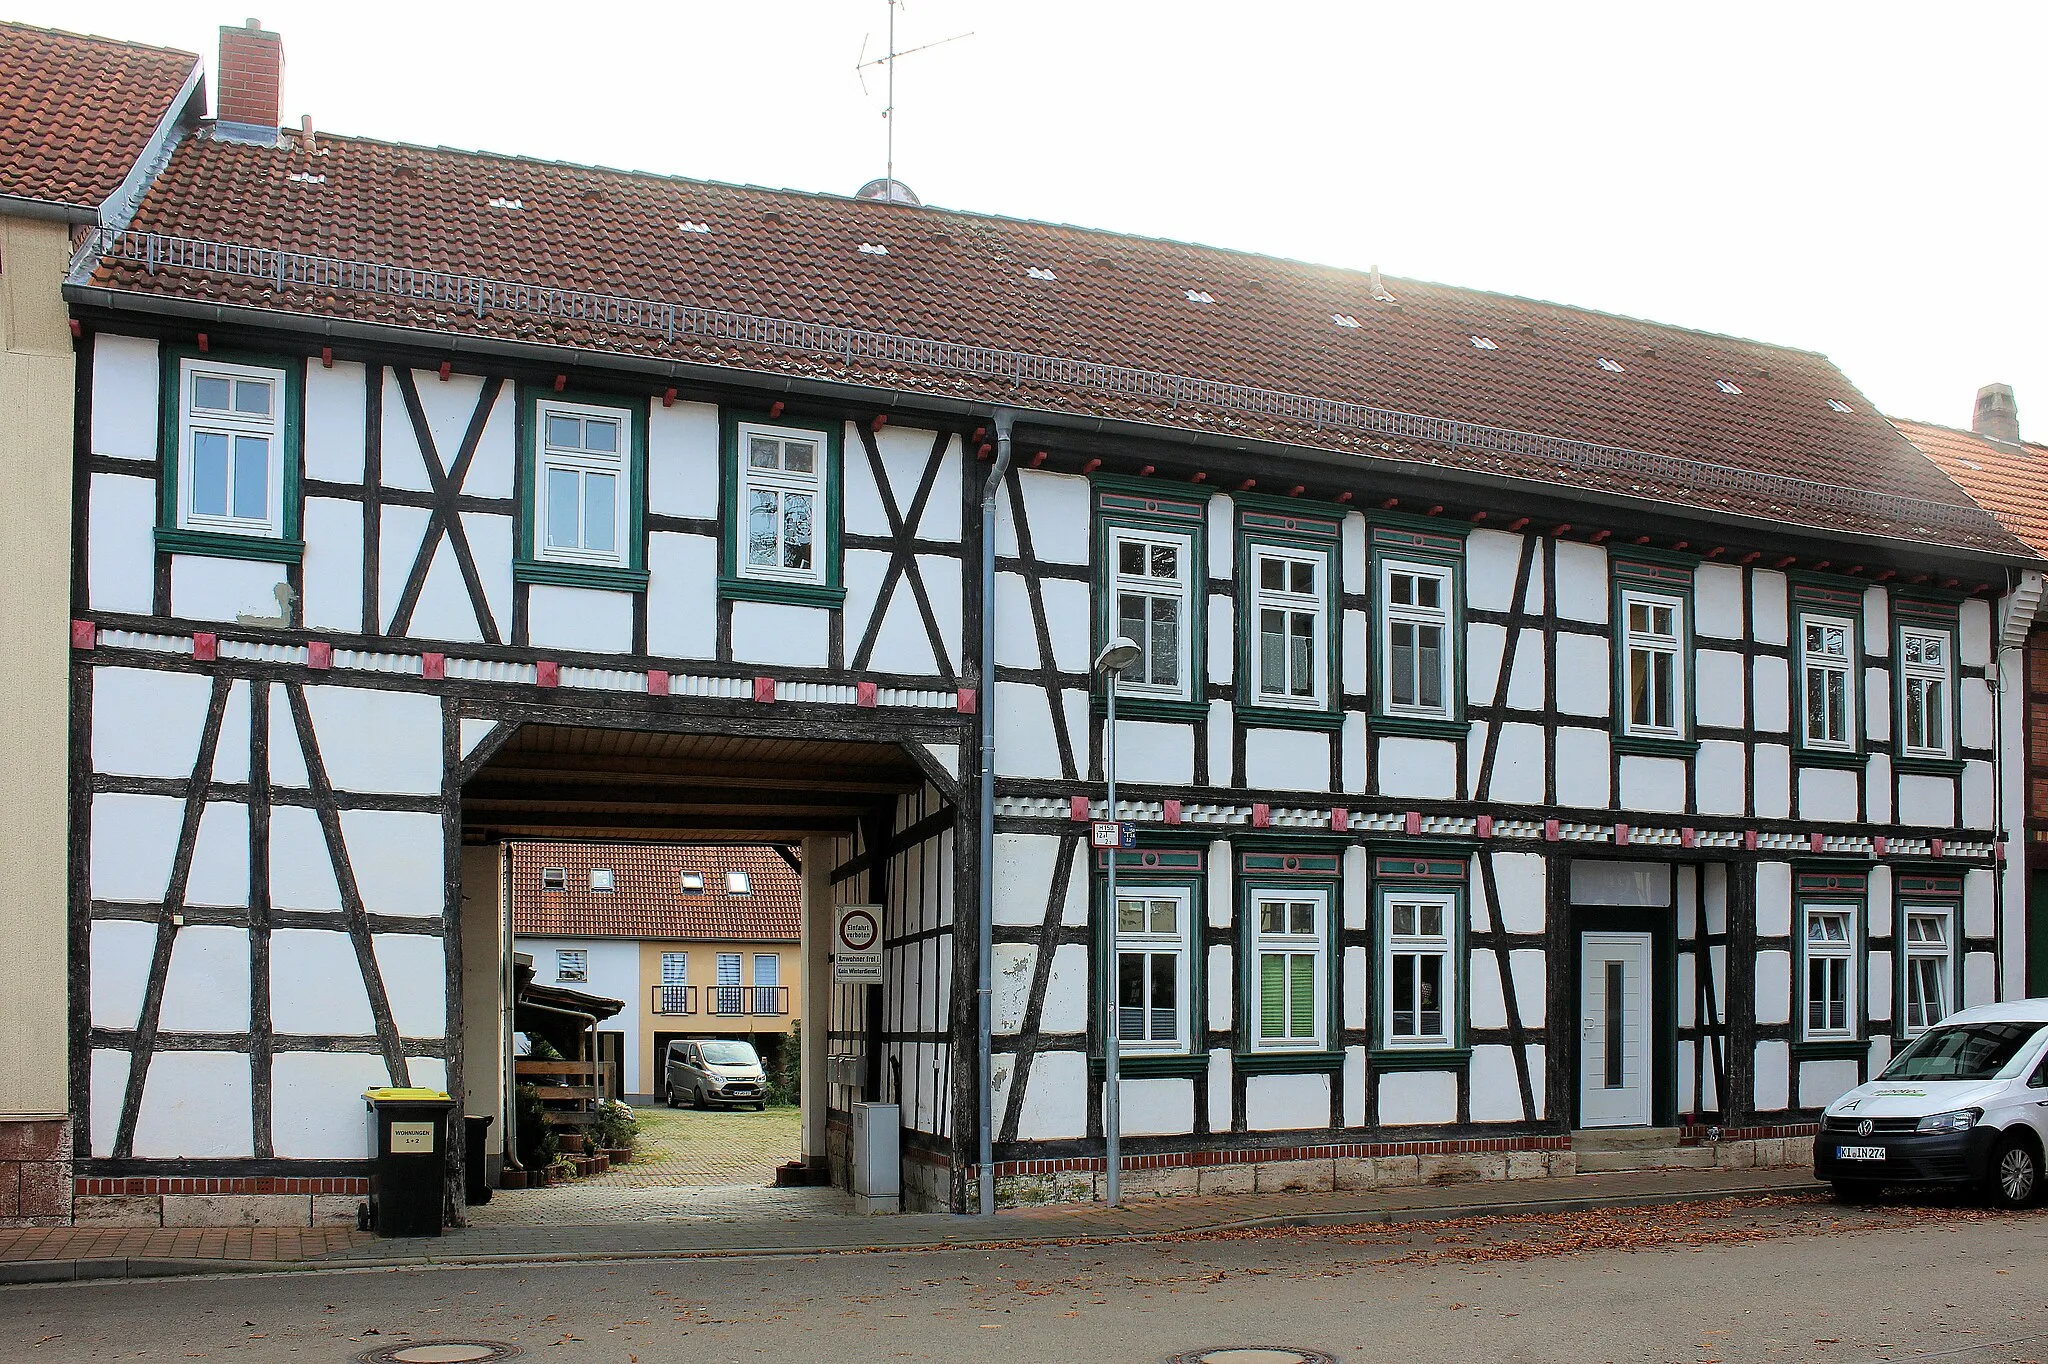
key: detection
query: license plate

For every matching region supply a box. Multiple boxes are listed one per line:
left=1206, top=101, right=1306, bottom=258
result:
left=1836, top=1145, right=1886, bottom=1161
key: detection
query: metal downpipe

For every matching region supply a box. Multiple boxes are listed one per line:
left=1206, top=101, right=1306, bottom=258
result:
left=977, top=411, right=1015, bottom=1217
left=500, top=841, right=521, bottom=1172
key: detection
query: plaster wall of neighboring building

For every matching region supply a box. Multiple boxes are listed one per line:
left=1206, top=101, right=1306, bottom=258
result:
left=634, top=939, right=800, bottom=1097
left=459, top=845, right=504, bottom=1161
left=514, top=937, right=640, bottom=1090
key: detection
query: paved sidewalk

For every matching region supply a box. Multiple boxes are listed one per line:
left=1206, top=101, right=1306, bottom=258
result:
left=0, top=1165, right=1822, bottom=1284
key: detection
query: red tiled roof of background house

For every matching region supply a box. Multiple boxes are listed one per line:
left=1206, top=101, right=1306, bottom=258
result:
left=0, top=21, right=198, bottom=212
left=1892, top=418, right=2048, bottom=558
left=80, top=127, right=2032, bottom=558
left=510, top=843, right=799, bottom=942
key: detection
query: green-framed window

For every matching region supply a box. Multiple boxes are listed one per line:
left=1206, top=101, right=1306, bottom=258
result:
left=1791, top=581, right=1864, bottom=765
left=1894, top=598, right=1960, bottom=769
left=154, top=345, right=304, bottom=562
left=1370, top=852, right=1470, bottom=1062
left=1368, top=519, right=1468, bottom=737
left=718, top=409, right=845, bottom=606
left=1793, top=868, right=1867, bottom=1050
left=1611, top=554, right=1697, bottom=755
left=1235, top=499, right=1342, bottom=729
left=1093, top=476, right=1210, bottom=721
left=1092, top=846, right=1207, bottom=1078
left=1236, top=849, right=1344, bottom=1073
left=1896, top=872, right=1962, bottom=1039
left=514, top=386, right=648, bottom=591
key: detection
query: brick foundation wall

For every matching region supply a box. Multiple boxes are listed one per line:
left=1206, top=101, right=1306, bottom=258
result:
left=0, top=1117, right=72, bottom=1227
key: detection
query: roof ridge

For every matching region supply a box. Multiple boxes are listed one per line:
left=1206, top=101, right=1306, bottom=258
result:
left=0, top=18, right=200, bottom=62
left=1891, top=414, right=2046, bottom=455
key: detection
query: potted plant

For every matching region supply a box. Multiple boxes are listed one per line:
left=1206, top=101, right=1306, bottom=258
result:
left=595, top=1100, right=640, bottom=1165
left=557, top=1128, right=586, bottom=1154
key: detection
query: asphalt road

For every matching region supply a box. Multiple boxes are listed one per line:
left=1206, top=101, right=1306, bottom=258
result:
left=6, top=1194, right=2047, bottom=1363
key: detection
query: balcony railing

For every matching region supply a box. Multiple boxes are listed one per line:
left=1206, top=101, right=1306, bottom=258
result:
left=651, top=984, right=697, bottom=1016
left=651, top=985, right=791, bottom=1016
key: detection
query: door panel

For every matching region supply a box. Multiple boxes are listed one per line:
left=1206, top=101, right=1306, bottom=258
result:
left=1581, top=931, right=1653, bottom=1127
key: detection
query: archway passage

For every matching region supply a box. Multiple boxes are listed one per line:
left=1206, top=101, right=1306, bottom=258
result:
left=454, top=722, right=943, bottom=1220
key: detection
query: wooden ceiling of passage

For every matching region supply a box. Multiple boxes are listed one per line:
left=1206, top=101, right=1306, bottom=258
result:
left=460, top=724, right=929, bottom=843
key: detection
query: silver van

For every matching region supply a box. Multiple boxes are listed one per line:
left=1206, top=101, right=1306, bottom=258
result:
left=664, top=1038, right=768, bottom=1110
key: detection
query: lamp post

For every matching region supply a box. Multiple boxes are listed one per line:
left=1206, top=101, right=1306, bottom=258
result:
left=1093, top=635, right=1142, bottom=1208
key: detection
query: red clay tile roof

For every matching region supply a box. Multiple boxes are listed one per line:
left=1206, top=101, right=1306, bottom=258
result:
left=0, top=21, right=198, bottom=212
left=1893, top=418, right=2048, bottom=558
left=78, top=127, right=2030, bottom=557
left=510, top=843, right=798, bottom=943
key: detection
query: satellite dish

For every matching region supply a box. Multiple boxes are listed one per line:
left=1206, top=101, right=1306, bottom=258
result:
left=854, top=177, right=921, bottom=206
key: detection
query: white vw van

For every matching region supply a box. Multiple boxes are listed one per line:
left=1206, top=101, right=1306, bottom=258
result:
left=1815, top=1000, right=2048, bottom=1207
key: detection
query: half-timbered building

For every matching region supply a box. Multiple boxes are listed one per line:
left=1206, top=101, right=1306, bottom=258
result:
left=27, top=20, right=2046, bottom=1225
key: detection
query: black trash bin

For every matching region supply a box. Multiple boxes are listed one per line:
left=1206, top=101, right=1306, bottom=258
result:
left=464, top=1115, right=494, bottom=1206
left=362, top=1087, right=456, bottom=1237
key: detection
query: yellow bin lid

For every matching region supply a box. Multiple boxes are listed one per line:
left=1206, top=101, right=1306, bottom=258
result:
left=364, top=1087, right=452, bottom=1103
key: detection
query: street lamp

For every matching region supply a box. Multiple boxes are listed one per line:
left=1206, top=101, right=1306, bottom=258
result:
left=1093, top=635, right=1142, bottom=1208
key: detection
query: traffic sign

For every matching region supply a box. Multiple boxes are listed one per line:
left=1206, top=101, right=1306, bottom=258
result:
left=834, top=904, right=884, bottom=984
left=1090, top=820, right=1137, bottom=850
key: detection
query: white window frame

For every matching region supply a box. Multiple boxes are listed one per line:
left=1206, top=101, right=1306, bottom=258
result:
left=660, top=952, right=689, bottom=986
left=679, top=871, right=705, bottom=893
left=540, top=867, right=566, bottom=891
left=1380, top=558, right=1454, bottom=720
left=1799, top=612, right=1857, bottom=752
left=535, top=397, right=631, bottom=569
left=1113, top=885, right=1192, bottom=1053
left=1900, top=906, right=1952, bottom=1038
left=176, top=356, right=286, bottom=538
left=1251, top=888, right=1328, bottom=1051
left=1801, top=903, right=1858, bottom=1041
left=1250, top=546, right=1327, bottom=709
left=712, top=951, right=744, bottom=1014
left=1108, top=527, right=1196, bottom=701
left=725, top=871, right=751, bottom=895
left=1381, top=891, right=1457, bottom=1049
left=736, top=420, right=827, bottom=587
left=555, top=948, right=588, bottom=983
left=1899, top=626, right=1954, bottom=759
left=589, top=867, right=614, bottom=892
left=1620, top=589, right=1687, bottom=740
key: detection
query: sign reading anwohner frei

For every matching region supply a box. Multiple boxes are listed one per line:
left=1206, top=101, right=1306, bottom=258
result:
left=834, top=904, right=884, bottom=984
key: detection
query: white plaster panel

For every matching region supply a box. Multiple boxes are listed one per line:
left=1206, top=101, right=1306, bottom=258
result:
left=1862, top=667, right=1892, bottom=744
left=1008, top=470, right=1090, bottom=565
left=1897, top=774, right=1952, bottom=827
left=1752, top=1040, right=1790, bottom=1111
left=376, top=504, right=431, bottom=627
left=1206, top=495, right=1234, bottom=581
left=874, top=425, right=954, bottom=538
left=645, top=399, right=720, bottom=516
left=1486, top=723, right=1544, bottom=804
left=527, top=583, right=635, bottom=654
left=1618, top=755, right=1685, bottom=814
left=841, top=423, right=889, bottom=538
left=1344, top=945, right=1368, bottom=1029
left=411, top=371, right=493, bottom=484
left=1343, top=846, right=1368, bottom=930
left=916, top=554, right=964, bottom=667
left=1377, top=1068, right=1457, bottom=1125
left=1210, top=1050, right=1234, bottom=1130
left=1959, top=597, right=1992, bottom=668
left=90, top=793, right=183, bottom=902
left=459, top=383, right=516, bottom=498
left=993, top=681, right=1065, bottom=779
left=1867, top=950, right=1892, bottom=1023
left=1117, top=720, right=1195, bottom=786
left=1121, top=1077, right=1195, bottom=1136
left=1966, top=952, right=1997, bottom=1009
left=1343, top=1046, right=1367, bottom=1127
left=376, top=933, right=449, bottom=1039
left=308, top=685, right=444, bottom=795
left=185, top=802, right=251, bottom=907
left=341, top=810, right=447, bottom=917
left=1376, top=736, right=1456, bottom=800
left=303, top=358, right=367, bottom=483
left=1467, top=622, right=1505, bottom=708
left=1863, top=588, right=1890, bottom=657
left=1244, top=727, right=1329, bottom=791
left=1510, top=949, right=1547, bottom=1026
left=646, top=532, right=718, bottom=660
left=1506, top=631, right=1545, bottom=712
left=170, top=554, right=288, bottom=624
left=133, top=1051, right=252, bottom=1158
left=1246, top=1073, right=1329, bottom=1131
left=1341, top=513, right=1367, bottom=595
left=1207, top=840, right=1233, bottom=929
left=1037, top=577, right=1091, bottom=673
left=1695, top=650, right=1746, bottom=729
left=1801, top=1059, right=1860, bottom=1109
left=271, top=1052, right=395, bottom=1158
left=159, top=926, right=250, bottom=1033
left=1468, top=953, right=1506, bottom=1030
left=1554, top=727, right=1610, bottom=808
left=1468, top=1045, right=1524, bottom=1123
left=267, top=809, right=340, bottom=909
left=91, top=333, right=159, bottom=460
left=1751, top=655, right=1789, bottom=732
left=1754, top=950, right=1791, bottom=1025
left=1043, top=943, right=1090, bottom=1034
left=1207, top=594, right=1234, bottom=687
left=1465, top=529, right=1524, bottom=613
left=992, top=943, right=1035, bottom=1035
left=729, top=599, right=833, bottom=668
left=1340, top=710, right=1366, bottom=794
left=1341, top=608, right=1368, bottom=698
left=1490, top=853, right=1546, bottom=933
left=92, top=667, right=213, bottom=779
left=89, top=1050, right=130, bottom=1157
left=271, top=929, right=375, bottom=1034
left=1797, top=767, right=1858, bottom=823
left=1694, top=563, right=1745, bottom=640
left=1753, top=744, right=1791, bottom=818
left=1553, top=541, right=1609, bottom=623
left=269, top=687, right=309, bottom=788
left=1677, top=865, right=1698, bottom=938
left=1571, top=860, right=1673, bottom=906
left=992, top=833, right=1059, bottom=927
left=301, top=497, right=364, bottom=632
left=1207, top=944, right=1234, bottom=1034
left=406, top=538, right=487, bottom=644
left=992, top=572, right=1041, bottom=668
left=1749, top=570, right=1789, bottom=646
left=90, top=919, right=156, bottom=1030
left=1756, top=863, right=1793, bottom=936
left=843, top=551, right=911, bottom=671
left=1555, top=633, right=1611, bottom=717
left=1013, top=1049, right=1087, bottom=1140
left=465, top=512, right=515, bottom=638
left=1695, top=740, right=1747, bottom=816
left=1868, top=866, right=1894, bottom=937
left=1961, top=678, right=1993, bottom=751
left=87, top=473, right=157, bottom=613
left=374, top=371, right=429, bottom=491
left=1965, top=869, right=1995, bottom=938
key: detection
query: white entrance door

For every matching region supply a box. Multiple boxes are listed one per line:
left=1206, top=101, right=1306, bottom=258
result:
left=1580, top=932, right=1653, bottom=1127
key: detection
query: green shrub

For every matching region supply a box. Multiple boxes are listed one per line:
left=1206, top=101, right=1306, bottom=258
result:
left=594, top=1099, right=640, bottom=1152
left=767, top=1031, right=801, bottom=1107
left=513, top=1083, right=559, bottom=1169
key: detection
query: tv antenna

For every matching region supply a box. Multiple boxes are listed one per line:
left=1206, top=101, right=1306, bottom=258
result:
left=856, top=1, right=972, bottom=197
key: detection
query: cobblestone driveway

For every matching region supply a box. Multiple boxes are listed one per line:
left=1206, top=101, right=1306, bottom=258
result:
left=584, top=1102, right=800, bottom=1189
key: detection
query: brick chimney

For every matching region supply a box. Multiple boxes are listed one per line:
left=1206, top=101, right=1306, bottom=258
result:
left=1973, top=383, right=2021, bottom=445
left=216, top=19, right=283, bottom=131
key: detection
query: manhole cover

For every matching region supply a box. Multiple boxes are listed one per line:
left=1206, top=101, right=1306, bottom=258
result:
left=1170, top=1351, right=1338, bottom=1364
left=354, top=1344, right=523, bottom=1364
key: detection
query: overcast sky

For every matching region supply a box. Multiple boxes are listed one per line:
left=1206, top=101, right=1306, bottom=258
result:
left=24, top=0, right=2044, bottom=437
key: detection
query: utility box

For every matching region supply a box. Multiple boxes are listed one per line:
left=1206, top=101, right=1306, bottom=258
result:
left=362, top=1087, right=456, bottom=1237
left=848, top=1101, right=900, bottom=1215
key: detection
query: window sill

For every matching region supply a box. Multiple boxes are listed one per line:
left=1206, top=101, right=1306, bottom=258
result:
left=1094, top=694, right=1210, bottom=724
left=1237, top=703, right=1346, bottom=732
left=1368, top=1046, right=1471, bottom=1072
left=1790, top=1039, right=1868, bottom=1062
left=717, top=575, right=846, bottom=608
left=1611, top=734, right=1701, bottom=758
left=1369, top=714, right=1470, bottom=740
left=1235, top=1048, right=1344, bottom=1075
left=1795, top=748, right=1869, bottom=771
left=514, top=557, right=650, bottom=592
left=1088, top=1052, right=1210, bottom=1081
left=1893, top=755, right=1966, bottom=777
left=155, top=527, right=304, bottom=564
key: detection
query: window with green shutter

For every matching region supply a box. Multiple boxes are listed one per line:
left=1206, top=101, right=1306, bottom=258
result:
left=1251, top=891, right=1327, bottom=1052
